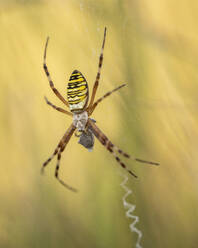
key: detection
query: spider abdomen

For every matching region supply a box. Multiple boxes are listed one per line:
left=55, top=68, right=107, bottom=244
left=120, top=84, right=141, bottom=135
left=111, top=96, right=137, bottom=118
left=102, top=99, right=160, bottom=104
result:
left=67, top=70, right=89, bottom=112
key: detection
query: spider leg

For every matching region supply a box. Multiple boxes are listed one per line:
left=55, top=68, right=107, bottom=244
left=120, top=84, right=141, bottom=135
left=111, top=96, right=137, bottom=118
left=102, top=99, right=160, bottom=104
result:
left=111, top=149, right=137, bottom=178
left=88, top=119, right=159, bottom=176
left=112, top=145, right=159, bottom=166
left=88, top=119, right=159, bottom=165
left=41, top=124, right=75, bottom=174
left=55, top=143, right=77, bottom=192
left=88, top=83, right=126, bottom=115
left=88, top=27, right=107, bottom=109
left=44, top=96, right=72, bottom=116
left=87, top=119, right=138, bottom=178
left=53, top=125, right=77, bottom=192
left=41, top=146, right=59, bottom=174
left=43, top=37, right=69, bottom=107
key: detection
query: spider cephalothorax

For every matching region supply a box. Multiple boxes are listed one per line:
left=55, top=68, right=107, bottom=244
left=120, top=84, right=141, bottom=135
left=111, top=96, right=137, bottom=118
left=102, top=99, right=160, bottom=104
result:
left=73, top=111, right=88, bottom=131
left=41, top=28, right=159, bottom=192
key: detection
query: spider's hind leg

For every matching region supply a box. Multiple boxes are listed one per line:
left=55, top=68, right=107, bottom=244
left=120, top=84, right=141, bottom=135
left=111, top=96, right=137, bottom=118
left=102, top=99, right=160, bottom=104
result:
left=88, top=83, right=126, bottom=115
left=44, top=97, right=72, bottom=116
left=88, top=27, right=107, bottom=109
left=43, top=37, right=69, bottom=107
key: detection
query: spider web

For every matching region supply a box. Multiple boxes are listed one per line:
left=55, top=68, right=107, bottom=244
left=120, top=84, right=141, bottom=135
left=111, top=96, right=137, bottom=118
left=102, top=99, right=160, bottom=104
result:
left=120, top=174, right=143, bottom=248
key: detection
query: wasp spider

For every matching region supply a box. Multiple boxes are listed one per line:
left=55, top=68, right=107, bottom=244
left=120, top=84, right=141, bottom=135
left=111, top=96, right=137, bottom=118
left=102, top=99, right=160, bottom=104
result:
left=41, top=27, right=159, bottom=192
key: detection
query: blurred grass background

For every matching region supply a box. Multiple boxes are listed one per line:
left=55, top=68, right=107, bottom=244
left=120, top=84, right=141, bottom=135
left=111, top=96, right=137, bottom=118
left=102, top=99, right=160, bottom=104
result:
left=1, top=0, right=198, bottom=247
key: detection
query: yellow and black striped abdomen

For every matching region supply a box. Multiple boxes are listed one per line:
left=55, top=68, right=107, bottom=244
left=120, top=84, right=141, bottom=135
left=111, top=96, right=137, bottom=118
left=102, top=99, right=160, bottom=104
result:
left=67, top=70, right=89, bottom=112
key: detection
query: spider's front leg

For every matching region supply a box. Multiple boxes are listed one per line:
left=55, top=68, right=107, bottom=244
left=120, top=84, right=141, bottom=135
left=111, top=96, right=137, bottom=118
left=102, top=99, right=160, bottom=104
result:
left=87, top=119, right=159, bottom=177
left=41, top=123, right=77, bottom=192
left=55, top=140, right=78, bottom=192
left=87, top=119, right=138, bottom=177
